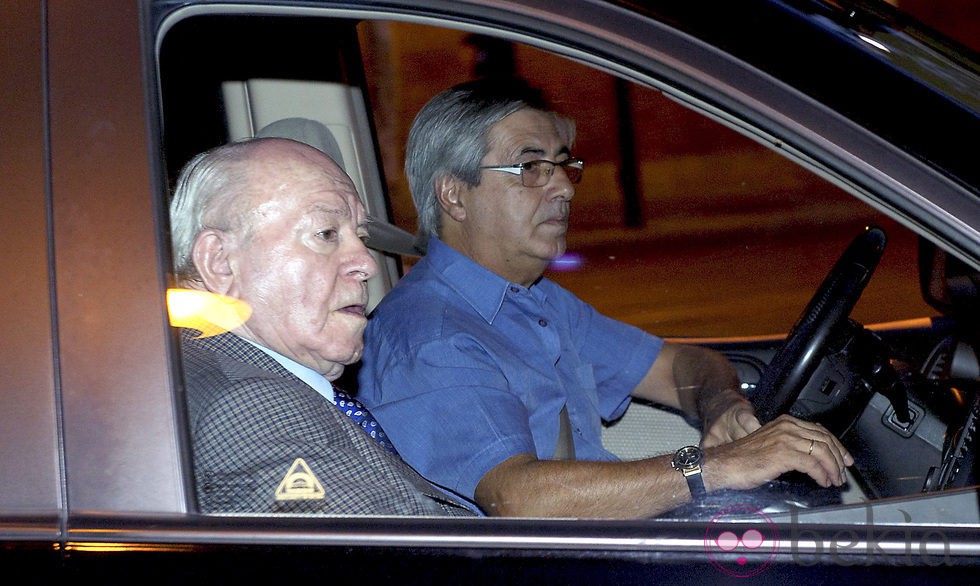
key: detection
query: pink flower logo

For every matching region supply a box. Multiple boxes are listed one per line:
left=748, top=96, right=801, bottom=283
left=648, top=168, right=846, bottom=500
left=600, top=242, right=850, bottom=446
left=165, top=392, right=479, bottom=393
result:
left=704, top=505, right=779, bottom=578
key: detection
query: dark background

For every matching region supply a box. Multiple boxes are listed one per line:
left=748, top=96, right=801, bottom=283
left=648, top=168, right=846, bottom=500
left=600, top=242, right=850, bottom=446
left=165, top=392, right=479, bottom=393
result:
left=357, top=1, right=975, bottom=337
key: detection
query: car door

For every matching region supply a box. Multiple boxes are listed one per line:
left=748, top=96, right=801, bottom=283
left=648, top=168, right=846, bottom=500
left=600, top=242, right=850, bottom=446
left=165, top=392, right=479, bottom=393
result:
left=3, top=0, right=978, bottom=581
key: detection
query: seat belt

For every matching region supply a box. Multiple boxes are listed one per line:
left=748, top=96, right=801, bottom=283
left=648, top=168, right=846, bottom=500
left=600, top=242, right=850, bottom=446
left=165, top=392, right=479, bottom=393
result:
left=553, top=404, right=576, bottom=460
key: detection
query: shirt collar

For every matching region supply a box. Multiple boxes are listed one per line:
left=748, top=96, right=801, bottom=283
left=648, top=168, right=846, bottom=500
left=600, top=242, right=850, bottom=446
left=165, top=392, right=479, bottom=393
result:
left=426, top=236, right=549, bottom=323
left=241, top=338, right=336, bottom=403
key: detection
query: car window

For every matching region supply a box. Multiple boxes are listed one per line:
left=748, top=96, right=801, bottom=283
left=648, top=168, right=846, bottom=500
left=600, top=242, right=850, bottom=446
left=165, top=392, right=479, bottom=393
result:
left=157, top=8, right=974, bottom=533
left=358, top=20, right=938, bottom=339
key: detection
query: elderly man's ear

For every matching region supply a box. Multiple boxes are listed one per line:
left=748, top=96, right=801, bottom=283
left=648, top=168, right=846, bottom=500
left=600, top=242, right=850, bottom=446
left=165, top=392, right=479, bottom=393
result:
left=436, top=176, right=467, bottom=222
left=191, top=229, right=236, bottom=295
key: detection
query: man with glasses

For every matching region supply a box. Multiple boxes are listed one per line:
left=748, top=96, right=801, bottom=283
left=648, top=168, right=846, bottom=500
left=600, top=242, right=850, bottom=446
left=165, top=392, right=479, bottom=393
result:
left=358, top=80, right=852, bottom=518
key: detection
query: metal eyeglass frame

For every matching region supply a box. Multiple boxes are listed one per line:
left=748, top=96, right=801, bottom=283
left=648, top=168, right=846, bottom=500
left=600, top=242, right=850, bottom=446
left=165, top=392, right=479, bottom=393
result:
left=480, top=157, right=585, bottom=187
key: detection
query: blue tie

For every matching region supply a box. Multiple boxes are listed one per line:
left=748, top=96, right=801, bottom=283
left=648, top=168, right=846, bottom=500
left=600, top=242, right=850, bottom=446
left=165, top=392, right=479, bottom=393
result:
left=333, top=388, right=400, bottom=457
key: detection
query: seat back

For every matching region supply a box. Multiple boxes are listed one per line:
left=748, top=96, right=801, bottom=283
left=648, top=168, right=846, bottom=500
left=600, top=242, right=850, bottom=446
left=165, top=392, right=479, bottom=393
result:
left=602, top=403, right=700, bottom=461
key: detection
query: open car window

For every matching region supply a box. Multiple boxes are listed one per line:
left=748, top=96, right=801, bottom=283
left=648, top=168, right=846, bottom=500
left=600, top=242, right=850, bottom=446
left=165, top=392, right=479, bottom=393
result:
left=157, top=6, right=978, bottom=535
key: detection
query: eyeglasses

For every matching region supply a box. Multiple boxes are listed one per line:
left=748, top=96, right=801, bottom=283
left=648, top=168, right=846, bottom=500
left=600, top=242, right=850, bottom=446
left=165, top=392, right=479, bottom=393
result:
left=480, top=158, right=585, bottom=187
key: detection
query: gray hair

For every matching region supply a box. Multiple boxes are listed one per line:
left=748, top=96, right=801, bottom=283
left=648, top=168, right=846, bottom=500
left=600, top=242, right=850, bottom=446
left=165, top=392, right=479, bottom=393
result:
left=169, top=139, right=259, bottom=281
left=405, top=79, right=575, bottom=249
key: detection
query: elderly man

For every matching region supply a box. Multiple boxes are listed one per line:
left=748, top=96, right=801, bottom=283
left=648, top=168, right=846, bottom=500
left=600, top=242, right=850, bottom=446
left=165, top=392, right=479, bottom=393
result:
left=358, top=80, right=853, bottom=518
left=170, top=137, right=474, bottom=516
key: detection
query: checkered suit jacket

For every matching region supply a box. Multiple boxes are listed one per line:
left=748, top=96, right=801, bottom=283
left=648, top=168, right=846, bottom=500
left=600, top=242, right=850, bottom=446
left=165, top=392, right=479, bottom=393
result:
left=180, top=329, right=475, bottom=517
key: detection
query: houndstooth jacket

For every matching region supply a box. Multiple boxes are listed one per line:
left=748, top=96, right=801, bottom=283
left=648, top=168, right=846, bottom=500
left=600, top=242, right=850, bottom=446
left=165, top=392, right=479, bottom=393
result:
left=179, top=329, right=475, bottom=517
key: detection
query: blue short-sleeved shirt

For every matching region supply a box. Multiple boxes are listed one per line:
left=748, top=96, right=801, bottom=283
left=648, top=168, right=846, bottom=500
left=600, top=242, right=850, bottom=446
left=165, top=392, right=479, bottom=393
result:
left=358, top=237, right=663, bottom=501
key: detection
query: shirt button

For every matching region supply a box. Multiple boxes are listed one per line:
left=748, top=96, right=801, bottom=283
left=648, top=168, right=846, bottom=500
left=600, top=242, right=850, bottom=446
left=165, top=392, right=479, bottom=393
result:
left=509, top=286, right=520, bottom=293
left=538, top=319, right=548, bottom=327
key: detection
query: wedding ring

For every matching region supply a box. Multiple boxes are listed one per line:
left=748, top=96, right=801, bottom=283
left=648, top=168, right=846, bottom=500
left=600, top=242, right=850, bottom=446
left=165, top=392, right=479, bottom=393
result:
left=808, top=438, right=815, bottom=456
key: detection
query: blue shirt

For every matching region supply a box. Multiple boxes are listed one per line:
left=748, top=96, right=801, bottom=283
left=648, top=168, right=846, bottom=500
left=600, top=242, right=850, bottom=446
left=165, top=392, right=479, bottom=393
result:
left=358, top=237, right=663, bottom=501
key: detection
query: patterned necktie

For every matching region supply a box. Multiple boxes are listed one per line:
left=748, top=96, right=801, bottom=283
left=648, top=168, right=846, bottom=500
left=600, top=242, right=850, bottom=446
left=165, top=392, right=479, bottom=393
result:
left=333, top=388, right=400, bottom=457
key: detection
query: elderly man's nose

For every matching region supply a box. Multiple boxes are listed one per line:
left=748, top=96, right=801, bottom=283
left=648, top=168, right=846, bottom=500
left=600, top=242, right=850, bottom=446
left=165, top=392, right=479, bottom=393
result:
left=347, top=243, right=378, bottom=280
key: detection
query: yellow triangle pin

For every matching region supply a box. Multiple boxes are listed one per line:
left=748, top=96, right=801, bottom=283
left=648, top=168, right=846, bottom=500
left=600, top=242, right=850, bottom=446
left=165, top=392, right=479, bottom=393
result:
left=274, top=458, right=326, bottom=501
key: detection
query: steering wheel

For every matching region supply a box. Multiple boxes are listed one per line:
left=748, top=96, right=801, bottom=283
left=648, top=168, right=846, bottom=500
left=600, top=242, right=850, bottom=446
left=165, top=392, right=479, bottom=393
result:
left=752, top=226, right=887, bottom=423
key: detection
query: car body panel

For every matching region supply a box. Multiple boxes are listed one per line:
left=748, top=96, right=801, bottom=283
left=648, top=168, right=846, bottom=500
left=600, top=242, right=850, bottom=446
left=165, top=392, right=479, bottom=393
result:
left=45, top=0, right=188, bottom=516
left=0, top=0, right=63, bottom=529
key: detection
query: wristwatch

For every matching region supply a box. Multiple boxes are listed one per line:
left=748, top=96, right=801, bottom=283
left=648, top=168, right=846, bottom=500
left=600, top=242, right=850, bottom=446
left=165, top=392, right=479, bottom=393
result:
left=671, top=445, right=706, bottom=498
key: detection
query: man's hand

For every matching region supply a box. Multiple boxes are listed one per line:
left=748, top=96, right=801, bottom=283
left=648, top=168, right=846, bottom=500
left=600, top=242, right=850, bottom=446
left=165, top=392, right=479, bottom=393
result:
left=704, top=414, right=854, bottom=491
left=701, top=396, right=762, bottom=448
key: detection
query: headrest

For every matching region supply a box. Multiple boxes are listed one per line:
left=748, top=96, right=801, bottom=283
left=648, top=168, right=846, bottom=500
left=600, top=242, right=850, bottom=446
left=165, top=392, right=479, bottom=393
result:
left=256, top=117, right=346, bottom=171
left=255, top=117, right=420, bottom=258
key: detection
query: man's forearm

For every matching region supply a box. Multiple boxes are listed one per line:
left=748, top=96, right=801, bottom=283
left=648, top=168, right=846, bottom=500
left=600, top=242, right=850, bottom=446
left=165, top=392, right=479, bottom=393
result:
left=475, top=453, right=694, bottom=518
left=671, top=344, right=744, bottom=420
left=475, top=408, right=853, bottom=519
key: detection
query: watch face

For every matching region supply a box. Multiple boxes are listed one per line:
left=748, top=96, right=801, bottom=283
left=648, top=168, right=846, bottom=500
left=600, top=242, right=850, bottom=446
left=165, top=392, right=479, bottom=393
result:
left=675, top=446, right=703, bottom=467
